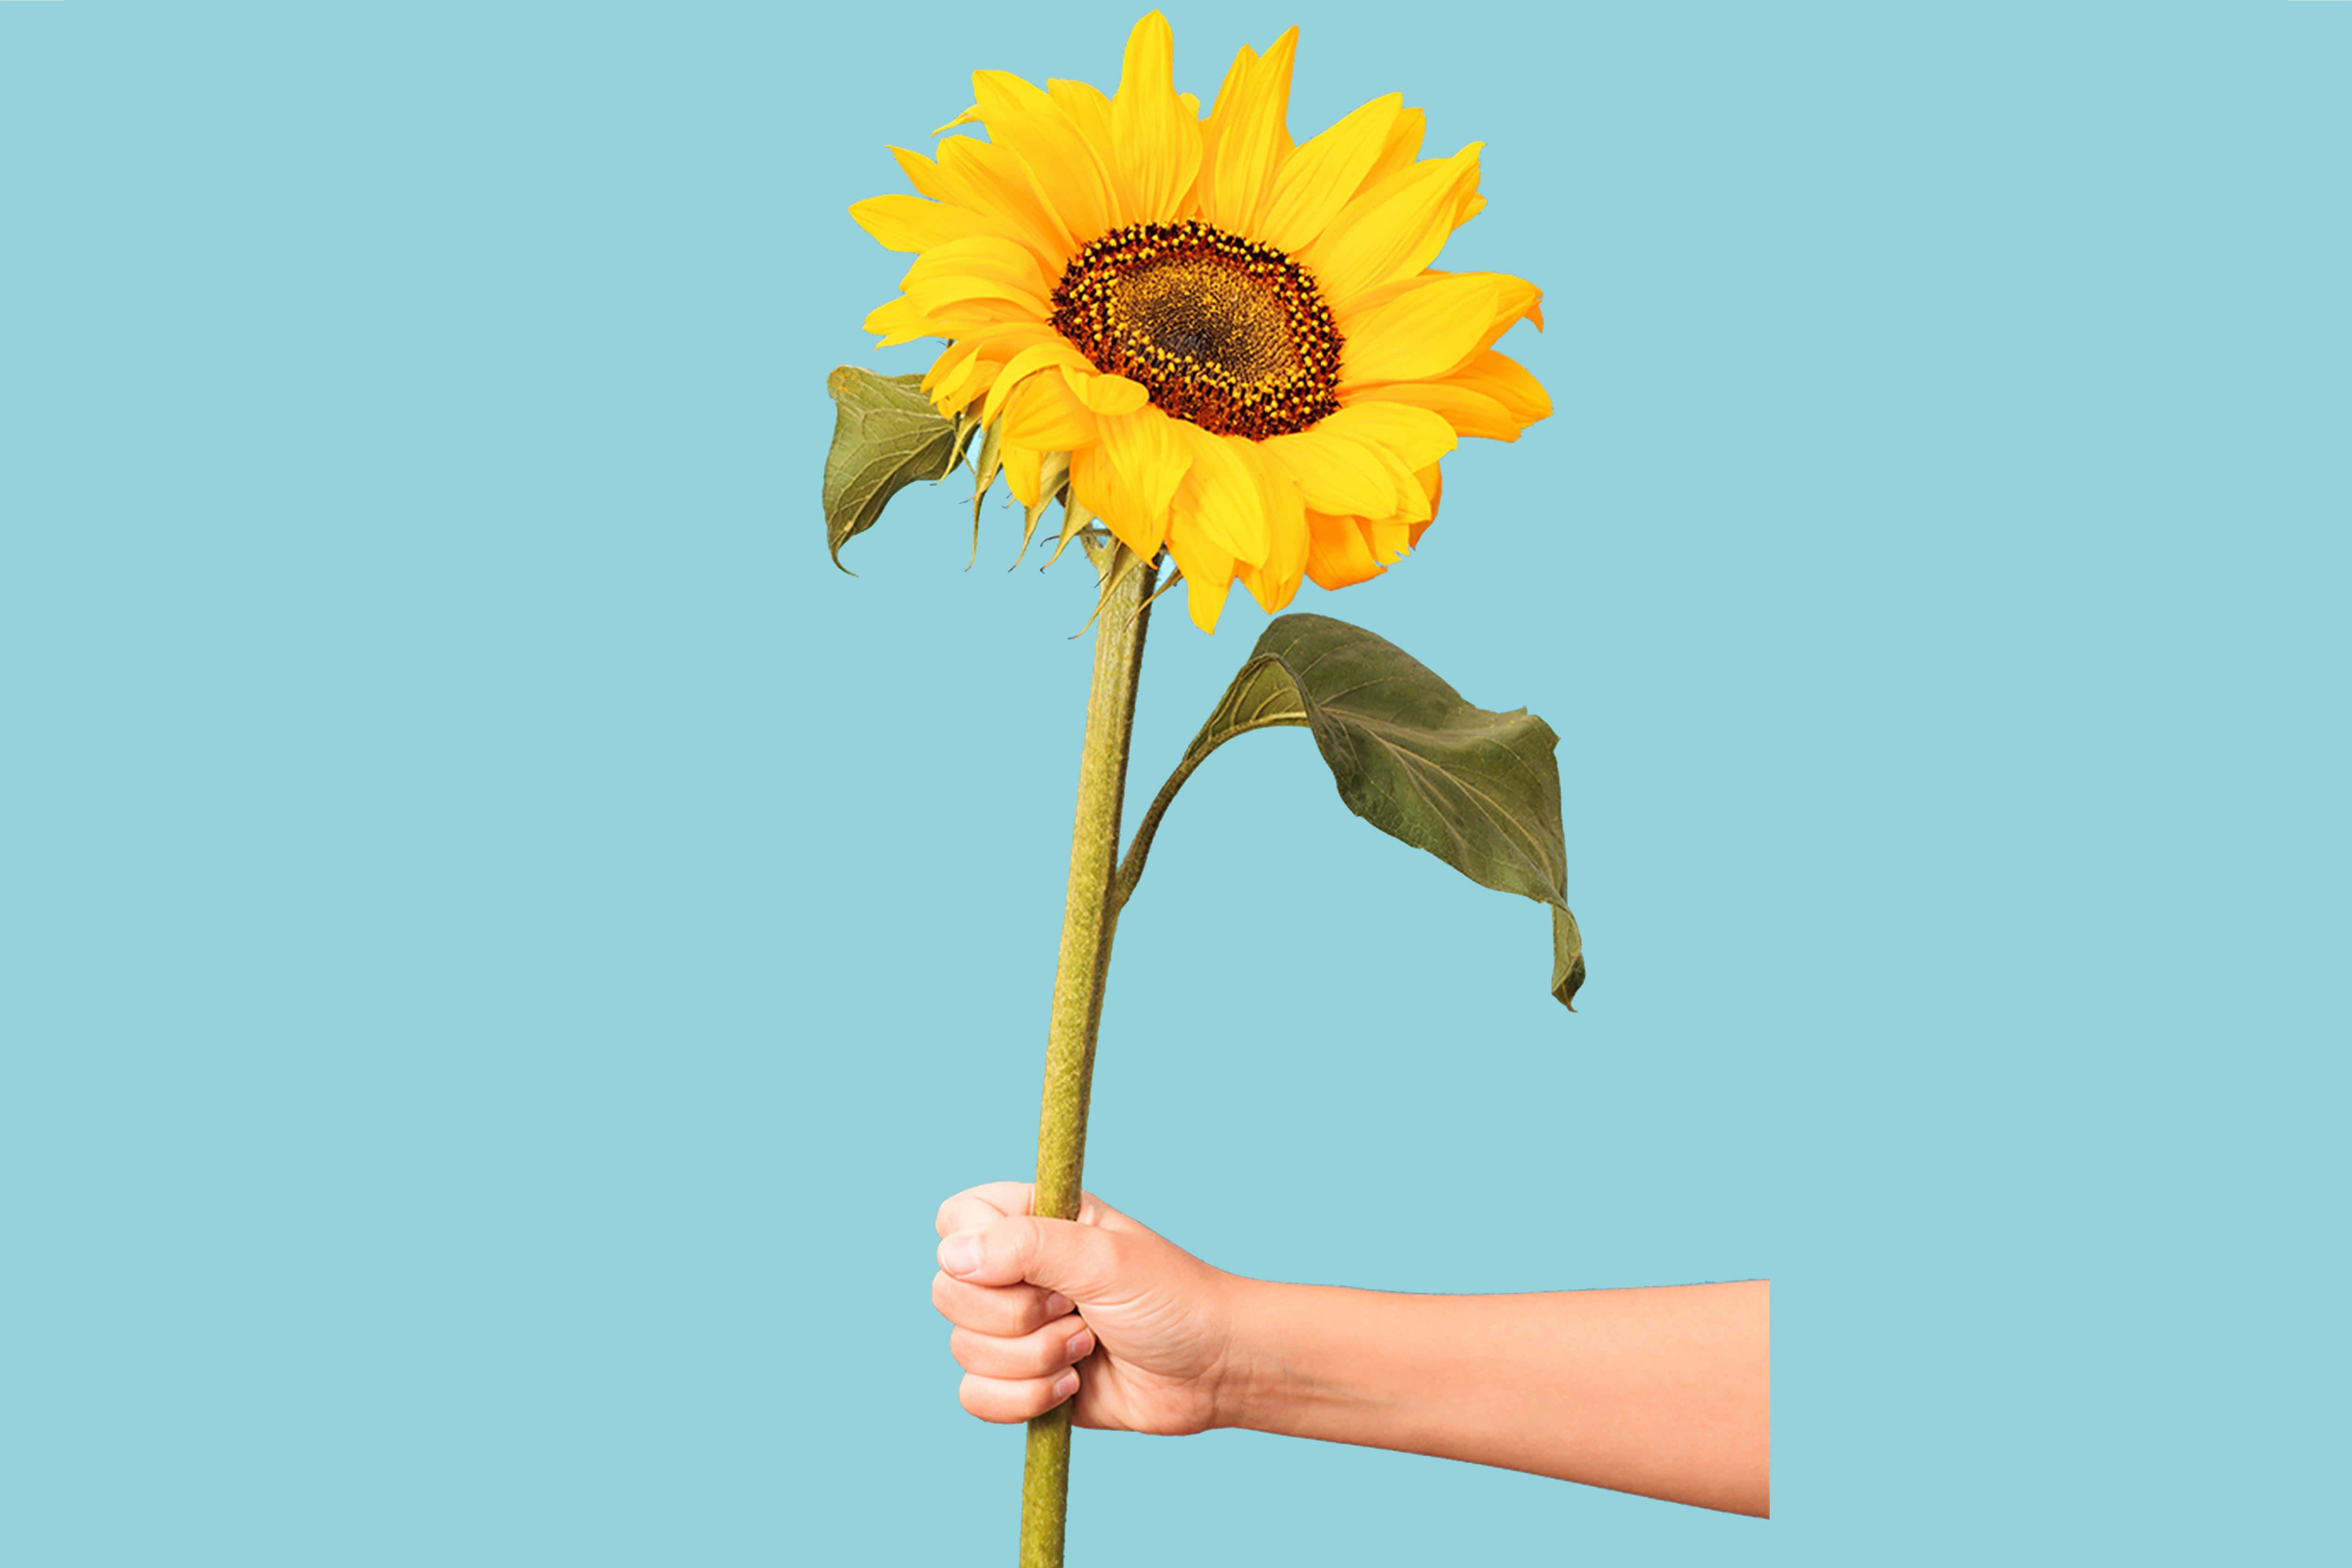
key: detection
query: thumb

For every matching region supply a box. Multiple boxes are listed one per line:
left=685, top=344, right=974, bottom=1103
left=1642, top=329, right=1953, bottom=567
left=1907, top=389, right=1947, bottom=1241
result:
left=938, top=1213, right=1124, bottom=1298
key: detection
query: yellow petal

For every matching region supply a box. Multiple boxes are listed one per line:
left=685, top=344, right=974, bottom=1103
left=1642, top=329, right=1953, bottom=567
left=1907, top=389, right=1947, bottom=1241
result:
left=1408, top=462, right=1443, bottom=544
left=1000, top=365, right=1101, bottom=451
left=924, top=324, right=1055, bottom=415
left=982, top=337, right=1095, bottom=426
left=1198, top=28, right=1297, bottom=234
left=971, top=70, right=1113, bottom=244
left=1272, top=412, right=1438, bottom=525
left=926, top=354, right=990, bottom=418
left=1365, top=515, right=1415, bottom=565
left=901, top=269, right=1051, bottom=322
left=1338, top=265, right=1534, bottom=349
left=1237, top=442, right=1309, bottom=611
left=1170, top=423, right=1272, bottom=565
left=1472, top=274, right=1543, bottom=352
left=1001, top=442, right=1045, bottom=508
left=1357, top=379, right=1522, bottom=441
left=863, top=295, right=947, bottom=348
left=849, top=194, right=1000, bottom=254
left=1047, top=78, right=1130, bottom=222
left=891, top=146, right=950, bottom=201
left=899, top=235, right=1053, bottom=322
left=1074, top=438, right=1185, bottom=560
left=932, top=136, right=1075, bottom=268
left=1094, top=403, right=1191, bottom=549
left=1323, top=270, right=1420, bottom=321
left=900, top=235, right=1051, bottom=293
left=1111, top=12, right=1201, bottom=224
left=1361, top=107, right=1425, bottom=189
left=1337, top=272, right=1505, bottom=388
left=1303, top=509, right=1385, bottom=589
left=1164, top=516, right=1237, bottom=632
left=1317, top=399, right=1460, bottom=470
left=1452, top=348, right=1551, bottom=427
left=923, top=296, right=1049, bottom=337
left=1237, top=564, right=1299, bottom=614
left=1062, top=366, right=1149, bottom=416
left=1257, top=93, right=1402, bottom=254
left=932, top=318, right=1059, bottom=365
left=918, top=333, right=987, bottom=399
left=1202, top=44, right=1254, bottom=130
left=1067, top=444, right=1136, bottom=555
left=1261, top=426, right=1401, bottom=518
left=1352, top=331, right=1549, bottom=442
left=919, top=332, right=1003, bottom=410
left=1049, top=78, right=1116, bottom=148
left=1303, top=144, right=1482, bottom=308
left=1351, top=435, right=1433, bottom=523
left=898, top=237, right=1052, bottom=327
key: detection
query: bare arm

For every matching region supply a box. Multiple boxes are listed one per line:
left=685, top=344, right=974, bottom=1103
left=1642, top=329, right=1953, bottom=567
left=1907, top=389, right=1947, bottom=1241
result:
left=1218, top=1277, right=1769, bottom=1516
left=932, top=1182, right=1771, bottom=1518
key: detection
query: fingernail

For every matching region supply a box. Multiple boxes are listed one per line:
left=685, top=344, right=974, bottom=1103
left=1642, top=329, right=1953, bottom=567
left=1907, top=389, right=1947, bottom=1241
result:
left=1051, top=1370, right=1079, bottom=1401
left=1066, top=1327, right=1095, bottom=1362
left=1043, top=1292, right=1071, bottom=1317
left=939, top=1234, right=982, bottom=1277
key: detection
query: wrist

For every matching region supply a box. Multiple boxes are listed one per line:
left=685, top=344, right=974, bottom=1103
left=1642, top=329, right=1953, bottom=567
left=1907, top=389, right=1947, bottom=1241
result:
left=1203, top=1272, right=1298, bottom=1433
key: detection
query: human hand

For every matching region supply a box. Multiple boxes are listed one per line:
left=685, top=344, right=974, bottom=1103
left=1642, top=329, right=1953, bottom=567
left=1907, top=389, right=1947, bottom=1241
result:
left=932, top=1181, right=1239, bottom=1435
left=931, top=1180, right=1770, bottom=1514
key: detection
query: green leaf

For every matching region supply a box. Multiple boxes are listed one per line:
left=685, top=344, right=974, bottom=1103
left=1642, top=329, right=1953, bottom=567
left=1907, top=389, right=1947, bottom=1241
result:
left=967, top=420, right=1004, bottom=568
left=1018, top=451, right=1071, bottom=569
left=1551, top=904, right=1586, bottom=1011
left=821, top=366, right=975, bottom=572
left=1118, top=612, right=1584, bottom=1010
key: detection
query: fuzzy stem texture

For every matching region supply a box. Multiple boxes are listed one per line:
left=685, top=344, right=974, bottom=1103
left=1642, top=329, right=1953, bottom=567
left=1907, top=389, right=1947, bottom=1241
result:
left=1019, top=544, right=1154, bottom=1568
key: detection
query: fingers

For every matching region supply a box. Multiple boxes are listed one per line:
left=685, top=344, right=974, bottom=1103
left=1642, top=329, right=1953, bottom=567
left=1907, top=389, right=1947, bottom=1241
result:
left=959, top=1367, right=1081, bottom=1425
left=928, top=1182, right=1143, bottom=1428
left=931, top=1270, right=1072, bottom=1337
left=935, top=1182, right=1036, bottom=1239
left=933, top=1183, right=1139, bottom=1239
left=937, top=1213, right=1125, bottom=1297
left=949, top=1315, right=1096, bottom=1380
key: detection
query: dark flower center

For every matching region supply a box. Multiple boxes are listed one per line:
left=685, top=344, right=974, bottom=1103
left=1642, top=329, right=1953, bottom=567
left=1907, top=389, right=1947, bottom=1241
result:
left=1050, top=221, right=1343, bottom=440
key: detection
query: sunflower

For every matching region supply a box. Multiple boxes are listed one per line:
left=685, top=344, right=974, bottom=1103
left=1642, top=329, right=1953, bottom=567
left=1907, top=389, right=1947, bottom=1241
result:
left=851, top=11, right=1550, bottom=632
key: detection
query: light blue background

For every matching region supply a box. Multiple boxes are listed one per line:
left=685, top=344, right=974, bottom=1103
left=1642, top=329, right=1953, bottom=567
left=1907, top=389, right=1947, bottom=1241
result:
left=4, top=2, right=2346, bottom=1562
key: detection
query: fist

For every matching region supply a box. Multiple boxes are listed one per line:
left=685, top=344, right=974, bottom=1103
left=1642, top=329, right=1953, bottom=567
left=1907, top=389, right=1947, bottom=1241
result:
left=932, top=1181, right=1241, bottom=1435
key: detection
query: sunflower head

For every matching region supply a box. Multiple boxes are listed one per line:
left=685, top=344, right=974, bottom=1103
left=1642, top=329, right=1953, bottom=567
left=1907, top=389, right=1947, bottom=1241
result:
left=851, top=11, right=1550, bottom=632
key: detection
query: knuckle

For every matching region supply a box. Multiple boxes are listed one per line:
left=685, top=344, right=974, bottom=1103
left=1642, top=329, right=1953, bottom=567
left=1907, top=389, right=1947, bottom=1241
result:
left=1081, top=1230, right=1126, bottom=1289
left=988, top=1296, right=1028, bottom=1336
left=958, top=1376, right=1017, bottom=1425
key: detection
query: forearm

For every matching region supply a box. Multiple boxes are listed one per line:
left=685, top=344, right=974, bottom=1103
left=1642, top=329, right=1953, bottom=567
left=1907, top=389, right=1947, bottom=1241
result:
left=1213, top=1277, right=1770, bottom=1517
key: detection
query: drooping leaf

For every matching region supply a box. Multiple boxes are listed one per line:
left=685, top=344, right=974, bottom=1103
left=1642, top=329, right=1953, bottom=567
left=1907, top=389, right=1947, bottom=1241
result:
left=821, top=366, right=977, bottom=571
left=1550, top=904, right=1586, bottom=1010
left=1118, top=612, right=1584, bottom=1009
left=1019, top=451, right=1072, bottom=569
left=968, top=420, right=1004, bottom=568
left=1040, top=481, right=1093, bottom=574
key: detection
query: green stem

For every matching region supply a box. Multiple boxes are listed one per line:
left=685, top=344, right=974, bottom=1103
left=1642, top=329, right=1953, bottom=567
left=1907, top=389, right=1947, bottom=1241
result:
left=1020, top=541, right=1155, bottom=1568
